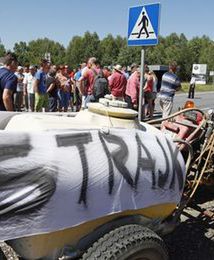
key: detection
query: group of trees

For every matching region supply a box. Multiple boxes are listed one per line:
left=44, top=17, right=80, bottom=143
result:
left=1, top=32, right=214, bottom=81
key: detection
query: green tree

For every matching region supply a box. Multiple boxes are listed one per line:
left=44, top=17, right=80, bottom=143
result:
left=159, top=33, right=191, bottom=80
left=66, top=32, right=101, bottom=68
left=99, top=34, right=119, bottom=66
left=27, top=38, right=65, bottom=65
left=0, top=43, right=6, bottom=57
left=114, top=35, right=126, bottom=51
left=66, top=36, right=85, bottom=68
left=164, top=33, right=182, bottom=64
left=198, top=36, right=214, bottom=65
left=81, top=31, right=101, bottom=62
left=13, top=41, right=30, bottom=65
left=8, top=32, right=214, bottom=82
left=186, top=36, right=213, bottom=80
left=117, top=45, right=141, bottom=66
left=199, top=42, right=214, bottom=71
left=187, top=36, right=212, bottom=65
left=146, top=36, right=167, bottom=65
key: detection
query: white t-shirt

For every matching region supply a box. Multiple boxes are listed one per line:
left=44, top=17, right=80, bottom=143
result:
left=23, top=73, right=35, bottom=94
left=15, top=72, right=24, bottom=92
left=190, top=76, right=196, bottom=85
left=152, top=76, right=158, bottom=93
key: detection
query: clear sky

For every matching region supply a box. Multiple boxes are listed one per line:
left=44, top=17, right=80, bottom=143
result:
left=0, top=0, right=213, bottom=50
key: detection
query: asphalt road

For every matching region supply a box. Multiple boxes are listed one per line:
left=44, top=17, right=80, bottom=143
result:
left=156, top=91, right=214, bottom=114
left=164, top=187, right=214, bottom=260
left=155, top=92, right=214, bottom=259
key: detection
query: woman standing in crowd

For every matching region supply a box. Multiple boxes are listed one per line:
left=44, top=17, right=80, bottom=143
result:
left=56, top=65, right=71, bottom=112
left=143, top=66, right=154, bottom=119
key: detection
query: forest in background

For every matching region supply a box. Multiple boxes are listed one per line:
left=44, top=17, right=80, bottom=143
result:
left=0, top=32, right=213, bottom=81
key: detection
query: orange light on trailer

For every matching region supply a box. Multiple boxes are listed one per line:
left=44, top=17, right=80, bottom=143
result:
left=184, top=100, right=195, bottom=109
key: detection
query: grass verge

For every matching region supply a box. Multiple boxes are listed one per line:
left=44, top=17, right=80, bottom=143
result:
left=180, top=83, right=214, bottom=92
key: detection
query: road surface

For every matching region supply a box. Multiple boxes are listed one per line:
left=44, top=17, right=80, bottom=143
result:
left=156, top=91, right=214, bottom=114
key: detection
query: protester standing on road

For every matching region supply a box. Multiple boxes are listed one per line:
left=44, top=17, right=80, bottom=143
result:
left=159, top=62, right=181, bottom=118
left=14, top=66, right=24, bottom=111
left=73, top=64, right=82, bottom=111
left=79, top=57, right=100, bottom=108
left=46, top=69, right=58, bottom=112
left=108, top=64, right=127, bottom=101
left=122, top=66, right=129, bottom=80
left=23, top=66, right=30, bottom=111
left=0, top=52, right=18, bottom=111
left=23, top=65, right=36, bottom=112
left=188, top=74, right=196, bottom=99
left=143, top=66, right=154, bottom=119
left=33, top=59, right=50, bottom=112
left=56, top=65, right=71, bottom=112
left=150, top=70, right=158, bottom=112
left=125, top=63, right=140, bottom=109
left=78, top=62, right=87, bottom=109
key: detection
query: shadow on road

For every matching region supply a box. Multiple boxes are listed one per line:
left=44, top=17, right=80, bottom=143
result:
left=164, top=187, right=214, bottom=260
left=165, top=214, right=214, bottom=260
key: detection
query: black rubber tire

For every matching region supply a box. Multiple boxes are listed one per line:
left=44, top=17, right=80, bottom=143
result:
left=81, top=224, right=168, bottom=260
left=0, top=248, right=7, bottom=260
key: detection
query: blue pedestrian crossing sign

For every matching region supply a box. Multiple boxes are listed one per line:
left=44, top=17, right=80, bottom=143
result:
left=128, top=3, right=160, bottom=46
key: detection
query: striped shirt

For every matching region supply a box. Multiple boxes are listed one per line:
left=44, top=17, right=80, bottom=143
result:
left=159, top=72, right=181, bottom=99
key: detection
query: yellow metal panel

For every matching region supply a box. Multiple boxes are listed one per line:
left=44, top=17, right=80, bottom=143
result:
left=9, top=203, right=176, bottom=259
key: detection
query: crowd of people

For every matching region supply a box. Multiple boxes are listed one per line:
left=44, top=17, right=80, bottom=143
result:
left=0, top=52, right=181, bottom=119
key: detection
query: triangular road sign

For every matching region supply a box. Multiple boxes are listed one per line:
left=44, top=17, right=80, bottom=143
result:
left=128, top=7, right=157, bottom=41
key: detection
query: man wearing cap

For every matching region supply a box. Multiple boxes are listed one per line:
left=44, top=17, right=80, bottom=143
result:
left=0, top=52, right=18, bottom=111
left=14, top=66, right=25, bottom=111
left=23, top=65, right=36, bottom=112
left=108, top=64, right=127, bottom=101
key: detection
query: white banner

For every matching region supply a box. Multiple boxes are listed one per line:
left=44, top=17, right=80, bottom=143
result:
left=0, top=128, right=185, bottom=241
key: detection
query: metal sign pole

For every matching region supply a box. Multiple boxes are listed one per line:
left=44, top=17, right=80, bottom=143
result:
left=138, top=48, right=145, bottom=122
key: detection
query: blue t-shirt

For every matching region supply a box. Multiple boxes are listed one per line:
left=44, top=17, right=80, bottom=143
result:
left=159, top=72, right=181, bottom=100
left=0, top=67, right=17, bottom=111
left=35, top=70, right=47, bottom=94
left=74, top=70, right=81, bottom=81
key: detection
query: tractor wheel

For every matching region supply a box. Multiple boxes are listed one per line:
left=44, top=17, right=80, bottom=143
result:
left=81, top=224, right=168, bottom=260
left=0, top=248, right=6, bottom=260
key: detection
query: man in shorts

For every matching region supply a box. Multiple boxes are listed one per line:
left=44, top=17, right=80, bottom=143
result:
left=33, top=59, right=50, bottom=112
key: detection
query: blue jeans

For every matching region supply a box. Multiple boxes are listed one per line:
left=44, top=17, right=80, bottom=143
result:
left=83, top=94, right=95, bottom=108
left=58, top=90, right=70, bottom=110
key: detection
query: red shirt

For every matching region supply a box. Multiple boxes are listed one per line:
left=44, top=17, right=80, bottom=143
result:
left=144, top=74, right=153, bottom=93
left=125, top=71, right=140, bottom=104
left=83, top=67, right=100, bottom=95
left=109, top=71, right=127, bottom=97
